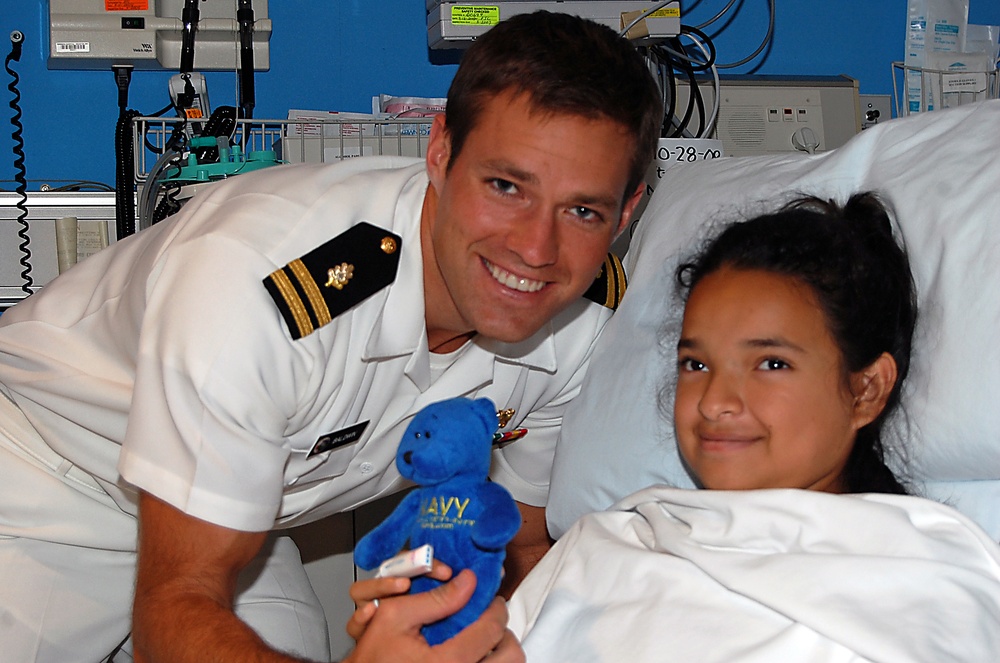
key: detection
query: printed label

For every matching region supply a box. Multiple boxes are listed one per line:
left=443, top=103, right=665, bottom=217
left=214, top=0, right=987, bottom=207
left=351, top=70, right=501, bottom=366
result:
left=451, top=6, right=500, bottom=26
left=55, top=42, right=91, bottom=53
left=648, top=7, right=681, bottom=18
left=942, top=72, right=988, bottom=93
left=106, top=0, right=149, bottom=10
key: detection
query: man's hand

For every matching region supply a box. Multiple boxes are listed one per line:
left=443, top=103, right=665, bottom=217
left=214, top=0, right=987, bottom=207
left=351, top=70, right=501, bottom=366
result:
left=347, top=559, right=454, bottom=641
left=133, top=494, right=525, bottom=663
left=343, top=569, right=524, bottom=663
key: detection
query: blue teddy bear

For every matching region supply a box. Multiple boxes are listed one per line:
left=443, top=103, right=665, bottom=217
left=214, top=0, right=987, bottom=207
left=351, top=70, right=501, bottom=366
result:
left=354, top=397, right=522, bottom=645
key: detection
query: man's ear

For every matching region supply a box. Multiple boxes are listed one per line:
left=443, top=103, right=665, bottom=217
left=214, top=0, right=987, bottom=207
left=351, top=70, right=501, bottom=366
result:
left=850, top=352, right=898, bottom=430
left=426, top=113, right=451, bottom=189
left=615, top=182, right=645, bottom=240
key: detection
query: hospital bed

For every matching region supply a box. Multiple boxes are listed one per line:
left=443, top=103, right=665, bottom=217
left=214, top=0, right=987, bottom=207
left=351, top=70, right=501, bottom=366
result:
left=508, top=99, right=1000, bottom=662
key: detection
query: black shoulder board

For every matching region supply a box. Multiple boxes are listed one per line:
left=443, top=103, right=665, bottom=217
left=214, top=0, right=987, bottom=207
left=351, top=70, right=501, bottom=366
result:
left=263, top=222, right=402, bottom=340
left=582, top=252, right=627, bottom=310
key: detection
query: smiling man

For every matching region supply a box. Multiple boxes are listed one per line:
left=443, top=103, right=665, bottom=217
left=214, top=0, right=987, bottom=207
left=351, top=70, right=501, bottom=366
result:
left=423, top=89, right=642, bottom=350
left=0, top=11, right=662, bottom=663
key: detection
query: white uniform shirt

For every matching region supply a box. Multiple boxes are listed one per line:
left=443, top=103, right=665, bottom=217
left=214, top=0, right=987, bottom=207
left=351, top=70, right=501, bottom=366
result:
left=0, top=157, right=612, bottom=533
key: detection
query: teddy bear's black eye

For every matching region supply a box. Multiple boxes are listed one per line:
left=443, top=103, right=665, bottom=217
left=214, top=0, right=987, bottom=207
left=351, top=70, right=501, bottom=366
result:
left=414, top=432, right=421, bottom=438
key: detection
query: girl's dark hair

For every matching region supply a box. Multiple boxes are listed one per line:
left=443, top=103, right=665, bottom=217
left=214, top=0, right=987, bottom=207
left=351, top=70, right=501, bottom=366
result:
left=676, top=192, right=917, bottom=494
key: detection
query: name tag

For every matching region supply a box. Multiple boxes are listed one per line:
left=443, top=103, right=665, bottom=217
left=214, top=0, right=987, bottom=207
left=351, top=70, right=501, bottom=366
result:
left=308, top=420, right=370, bottom=458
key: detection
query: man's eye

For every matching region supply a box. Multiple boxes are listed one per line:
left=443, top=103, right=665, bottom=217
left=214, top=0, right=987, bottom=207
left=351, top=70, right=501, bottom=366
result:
left=570, top=206, right=600, bottom=222
left=490, top=178, right=518, bottom=196
left=678, top=358, right=706, bottom=372
left=758, top=358, right=789, bottom=370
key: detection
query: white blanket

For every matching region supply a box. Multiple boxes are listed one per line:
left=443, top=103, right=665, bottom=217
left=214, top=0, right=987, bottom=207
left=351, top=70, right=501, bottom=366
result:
left=509, top=487, right=1000, bottom=662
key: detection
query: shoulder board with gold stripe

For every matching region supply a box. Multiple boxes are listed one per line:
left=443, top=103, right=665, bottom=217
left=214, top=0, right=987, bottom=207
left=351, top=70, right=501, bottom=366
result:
left=263, top=222, right=401, bottom=340
left=582, top=252, right=627, bottom=310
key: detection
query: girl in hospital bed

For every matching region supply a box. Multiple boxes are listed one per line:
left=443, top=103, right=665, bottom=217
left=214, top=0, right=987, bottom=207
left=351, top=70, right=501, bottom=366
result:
left=504, top=193, right=1000, bottom=662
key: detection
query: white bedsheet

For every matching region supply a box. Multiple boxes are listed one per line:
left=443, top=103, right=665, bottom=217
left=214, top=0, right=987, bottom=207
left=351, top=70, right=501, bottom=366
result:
left=509, top=487, right=1000, bottom=662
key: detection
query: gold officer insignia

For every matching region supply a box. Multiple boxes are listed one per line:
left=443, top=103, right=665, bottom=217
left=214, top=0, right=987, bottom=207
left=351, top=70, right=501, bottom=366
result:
left=263, top=223, right=402, bottom=340
left=497, top=408, right=515, bottom=429
left=325, top=263, right=354, bottom=290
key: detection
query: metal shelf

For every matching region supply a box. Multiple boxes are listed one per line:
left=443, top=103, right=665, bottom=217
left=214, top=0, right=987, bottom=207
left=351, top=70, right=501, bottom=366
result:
left=132, top=116, right=436, bottom=183
left=892, top=61, right=999, bottom=117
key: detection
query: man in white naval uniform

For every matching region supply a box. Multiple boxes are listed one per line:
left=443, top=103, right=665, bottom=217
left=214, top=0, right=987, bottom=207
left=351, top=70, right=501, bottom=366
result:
left=0, top=11, right=662, bottom=663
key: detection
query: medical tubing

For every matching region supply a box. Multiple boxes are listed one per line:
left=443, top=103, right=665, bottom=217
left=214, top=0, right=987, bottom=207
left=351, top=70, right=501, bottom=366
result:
left=6, top=30, right=32, bottom=294
left=138, top=146, right=182, bottom=229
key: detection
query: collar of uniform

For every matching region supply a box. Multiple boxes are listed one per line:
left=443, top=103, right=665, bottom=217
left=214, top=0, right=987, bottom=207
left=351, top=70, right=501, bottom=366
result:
left=476, top=323, right=558, bottom=373
left=362, top=170, right=430, bottom=362
left=402, top=325, right=558, bottom=394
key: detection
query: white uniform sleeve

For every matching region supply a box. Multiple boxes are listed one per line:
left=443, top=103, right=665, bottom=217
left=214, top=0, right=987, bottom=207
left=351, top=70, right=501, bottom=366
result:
left=118, top=222, right=314, bottom=531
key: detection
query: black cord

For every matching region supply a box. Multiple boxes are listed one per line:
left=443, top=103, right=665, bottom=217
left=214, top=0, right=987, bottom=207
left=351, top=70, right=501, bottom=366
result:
left=6, top=29, right=32, bottom=295
left=680, top=25, right=717, bottom=71
left=237, top=0, right=256, bottom=122
left=0, top=179, right=114, bottom=192
left=113, top=65, right=140, bottom=240
left=102, top=632, right=130, bottom=663
left=654, top=39, right=701, bottom=138
left=152, top=182, right=184, bottom=223
left=179, top=0, right=200, bottom=76
left=676, top=50, right=706, bottom=138
left=46, top=179, right=116, bottom=192
left=662, top=54, right=678, bottom=137
left=150, top=101, right=174, bottom=118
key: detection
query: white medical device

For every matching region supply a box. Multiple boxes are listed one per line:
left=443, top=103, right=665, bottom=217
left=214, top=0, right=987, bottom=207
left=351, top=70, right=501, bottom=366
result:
left=426, top=0, right=681, bottom=48
left=48, top=0, right=272, bottom=70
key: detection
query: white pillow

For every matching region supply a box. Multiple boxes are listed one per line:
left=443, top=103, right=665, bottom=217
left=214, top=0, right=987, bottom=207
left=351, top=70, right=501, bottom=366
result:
left=548, top=100, right=1000, bottom=540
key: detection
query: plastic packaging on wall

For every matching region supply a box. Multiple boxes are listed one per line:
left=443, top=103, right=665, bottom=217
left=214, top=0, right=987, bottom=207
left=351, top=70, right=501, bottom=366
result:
left=905, top=0, right=971, bottom=112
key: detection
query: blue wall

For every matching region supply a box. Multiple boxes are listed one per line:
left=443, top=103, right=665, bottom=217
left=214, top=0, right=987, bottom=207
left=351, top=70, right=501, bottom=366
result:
left=3, top=1, right=1000, bottom=188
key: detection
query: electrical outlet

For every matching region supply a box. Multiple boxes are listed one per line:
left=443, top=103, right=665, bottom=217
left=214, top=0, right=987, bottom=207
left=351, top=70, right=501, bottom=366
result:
left=859, top=94, right=892, bottom=130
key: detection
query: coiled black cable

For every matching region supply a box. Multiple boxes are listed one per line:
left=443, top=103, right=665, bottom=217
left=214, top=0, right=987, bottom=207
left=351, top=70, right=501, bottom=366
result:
left=152, top=182, right=184, bottom=224
left=113, top=65, right=141, bottom=240
left=115, top=107, right=141, bottom=240
left=5, top=29, right=32, bottom=295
